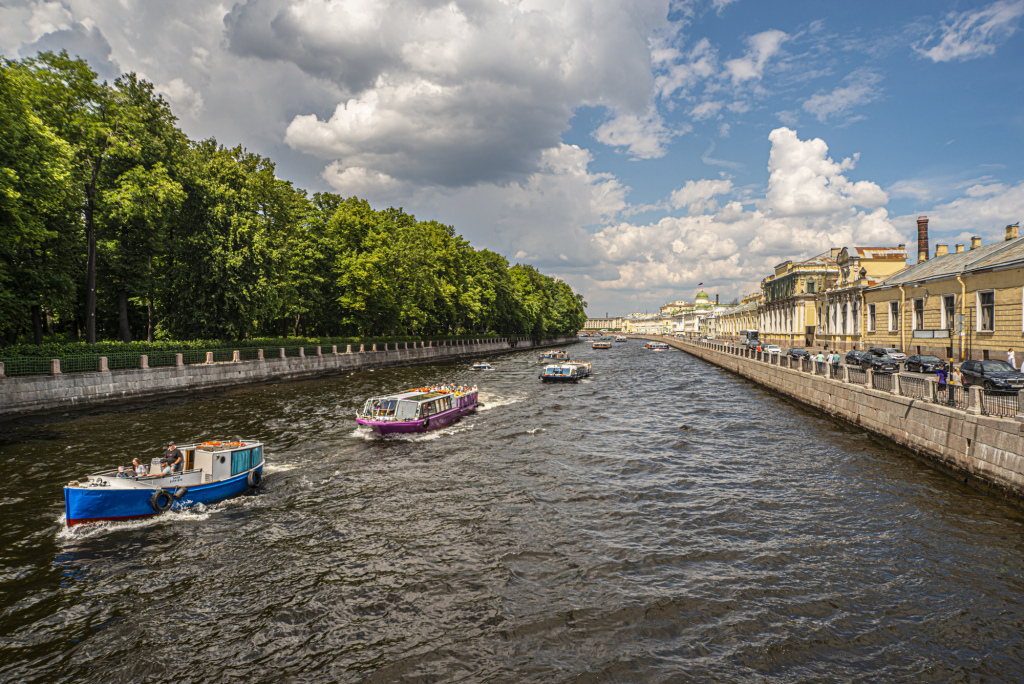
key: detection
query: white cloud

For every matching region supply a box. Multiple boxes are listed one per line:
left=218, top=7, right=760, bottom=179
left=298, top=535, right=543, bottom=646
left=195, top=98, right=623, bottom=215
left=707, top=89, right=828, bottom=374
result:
left=915, top=0, right=1024, bottom=62
left=669, top=178, right=734, bottom=215
left=711, top=0, right=740, bottom=14
left=894, top=181, right=1024, bottom=242
left=690, top=100, right=723, bottom=121
left=654, top=37, right=718, bottom=100
left=157, top=77, right=204, bottom=119
left=592, top=109, right=680, bottom=159
left=802, top=70, right=882, bottom=123
left=724, top=29, right=788, bottom=84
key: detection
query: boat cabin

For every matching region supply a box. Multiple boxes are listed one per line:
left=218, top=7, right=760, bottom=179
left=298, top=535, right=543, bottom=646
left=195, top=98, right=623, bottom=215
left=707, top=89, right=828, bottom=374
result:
left=359, top=389, right=478, bottom=422
left=86, top=440, right=265, bottom=490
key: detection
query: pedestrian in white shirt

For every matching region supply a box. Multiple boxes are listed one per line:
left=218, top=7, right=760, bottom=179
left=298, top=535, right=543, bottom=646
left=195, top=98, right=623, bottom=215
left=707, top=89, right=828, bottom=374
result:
left=1008, top=348, right=1016, bottom=369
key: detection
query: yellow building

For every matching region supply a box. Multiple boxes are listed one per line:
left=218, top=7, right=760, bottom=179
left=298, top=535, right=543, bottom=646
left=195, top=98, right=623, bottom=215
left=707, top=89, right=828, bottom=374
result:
left=758, top=250, right=837, bottom=347
left=718, top=293, right=762, bottom=339
left=583, top=317, right=624, bottom=330
left=863, top=225, right=1024, bottom=361
left=814, top=246, right=909, bottom=351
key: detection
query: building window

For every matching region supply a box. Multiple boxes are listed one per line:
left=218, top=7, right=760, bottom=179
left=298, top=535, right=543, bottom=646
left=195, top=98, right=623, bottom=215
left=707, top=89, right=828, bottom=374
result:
left=807, top=280, right=816, bottom=294
left=888, top=301, right=899, bottom=332
left=868, top=303, right=875, bottom=332
left=942, top=295, right=955, bottom=329
left=977, top=290, right=994, bottom=332
left=913, top=298, right=924, bottom=330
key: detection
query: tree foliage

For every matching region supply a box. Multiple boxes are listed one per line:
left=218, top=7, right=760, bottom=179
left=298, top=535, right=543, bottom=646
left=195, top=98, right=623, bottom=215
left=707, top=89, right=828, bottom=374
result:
left=0, top=52, right=586, bottom=346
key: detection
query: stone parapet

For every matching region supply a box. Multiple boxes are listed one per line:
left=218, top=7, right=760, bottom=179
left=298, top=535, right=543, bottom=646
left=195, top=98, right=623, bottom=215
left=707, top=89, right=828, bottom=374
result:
left=0, top=336, right=577, bottom=418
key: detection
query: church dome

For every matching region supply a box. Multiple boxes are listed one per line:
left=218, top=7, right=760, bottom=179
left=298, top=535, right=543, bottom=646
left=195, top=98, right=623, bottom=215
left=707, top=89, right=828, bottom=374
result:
left=695, top=290, right=711, bottom=309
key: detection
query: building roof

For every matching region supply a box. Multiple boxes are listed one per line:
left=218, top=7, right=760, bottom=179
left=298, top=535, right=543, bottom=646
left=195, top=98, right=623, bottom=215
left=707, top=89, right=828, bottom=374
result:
left=852, top=247, right=908, bottom=260
left=880, top=236, right=1024, bottom=287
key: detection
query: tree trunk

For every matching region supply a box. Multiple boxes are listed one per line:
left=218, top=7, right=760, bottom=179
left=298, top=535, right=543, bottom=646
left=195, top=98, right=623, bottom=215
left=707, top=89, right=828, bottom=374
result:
left=293, top=313, right=301, bottom=338
left=46, top=309, right=54, bottom=335
left=84, top=180, right=98, bottom=344
left=31, top=305, right=43, bottom=345
left=147, top=257, right=155, bottom=342
left=119, top=287, right=132, bottom=343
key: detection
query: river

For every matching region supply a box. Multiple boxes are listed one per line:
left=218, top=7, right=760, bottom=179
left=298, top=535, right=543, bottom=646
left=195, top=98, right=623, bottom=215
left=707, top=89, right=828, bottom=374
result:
left=2, top=340, right=1024, bottom=682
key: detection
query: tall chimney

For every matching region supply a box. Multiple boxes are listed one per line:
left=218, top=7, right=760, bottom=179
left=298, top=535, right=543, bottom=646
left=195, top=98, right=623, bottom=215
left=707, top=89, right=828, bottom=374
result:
left=917, top=216, right=929, bottom=262
left=970, top=236, right=982, bottom=250
left=1007, top=223, right=1019, bottom=241
left=716, top=294, right=719, bottom=304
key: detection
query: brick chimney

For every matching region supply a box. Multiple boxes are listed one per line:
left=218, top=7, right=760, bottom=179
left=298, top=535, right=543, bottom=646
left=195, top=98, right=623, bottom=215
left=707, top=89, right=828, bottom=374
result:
left=935, top=244, right=948, bottom=257
left=955, top=244, right=964, bottom=253
left=1007, top=223, right=1019, bottom=241
left=917, top=216, right=929, bottom=262
left=970, top=236, right=982, bottom=250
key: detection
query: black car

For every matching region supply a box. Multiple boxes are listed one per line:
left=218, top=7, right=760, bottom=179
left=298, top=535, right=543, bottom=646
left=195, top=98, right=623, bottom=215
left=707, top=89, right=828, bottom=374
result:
left=855, top=352, right=899, bottom=373
left=787, top=348, right=810, bottom=359
left=959, top=360, right=1024, bottom=392
left=905, top=355, right=948, bottom=373
left=846, top=350, right=871, bottom=366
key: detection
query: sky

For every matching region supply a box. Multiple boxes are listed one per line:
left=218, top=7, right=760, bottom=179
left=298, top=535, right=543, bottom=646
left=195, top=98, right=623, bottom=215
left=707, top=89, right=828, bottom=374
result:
left=3, top=0, right=1024, bottom=316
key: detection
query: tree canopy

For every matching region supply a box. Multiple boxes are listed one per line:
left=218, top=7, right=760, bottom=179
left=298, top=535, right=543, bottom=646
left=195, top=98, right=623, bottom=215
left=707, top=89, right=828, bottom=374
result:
left=0, top=52, right=586, bottom=345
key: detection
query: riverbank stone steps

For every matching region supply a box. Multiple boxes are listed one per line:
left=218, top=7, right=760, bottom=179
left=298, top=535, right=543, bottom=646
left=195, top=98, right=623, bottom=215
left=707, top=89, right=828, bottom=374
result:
left=635, top=334, right=1024, bottom=502
left=0, top=336, right=578, bottom=418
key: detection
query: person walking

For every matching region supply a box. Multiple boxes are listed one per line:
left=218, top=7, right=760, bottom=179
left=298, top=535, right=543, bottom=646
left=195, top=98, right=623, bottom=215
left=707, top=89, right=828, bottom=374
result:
left=1008, top=348, right=1016, bottom=369
left=937, top=363, right=949, bottom=405
left=815, top=350, right=825, bottom=373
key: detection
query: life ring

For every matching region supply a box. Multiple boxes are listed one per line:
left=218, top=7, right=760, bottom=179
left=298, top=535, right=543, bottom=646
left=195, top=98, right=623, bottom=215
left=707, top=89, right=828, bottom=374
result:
left=150, top=489, right=174, bottom=512
left=248, top=469, right=262, bottom=488
left=173, top=487, right=189, bottom=500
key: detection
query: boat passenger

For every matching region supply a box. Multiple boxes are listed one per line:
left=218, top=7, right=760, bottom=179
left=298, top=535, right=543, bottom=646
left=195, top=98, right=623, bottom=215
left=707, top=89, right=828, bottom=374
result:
left=116, top=465, right=130, bottom=478
left=164, top=441, right=184, bottom=473
left=159, top=458, right=173, bottom=476
left=133, top=458, right=147, bottom=476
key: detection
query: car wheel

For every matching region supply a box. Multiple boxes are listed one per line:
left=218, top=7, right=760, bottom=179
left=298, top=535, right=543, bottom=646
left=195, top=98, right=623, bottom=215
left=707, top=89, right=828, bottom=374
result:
left=984, top=381, right=994, bottom=391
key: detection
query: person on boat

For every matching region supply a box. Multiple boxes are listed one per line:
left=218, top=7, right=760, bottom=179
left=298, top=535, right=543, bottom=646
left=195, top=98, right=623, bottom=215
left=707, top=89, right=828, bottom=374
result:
left=133, top=458, right=147, bottom=476
left=158, top=458, right=173, bottom=476
left=164, top=441, right=184, bottom=473
left=116, top=465, right=130, bottom=478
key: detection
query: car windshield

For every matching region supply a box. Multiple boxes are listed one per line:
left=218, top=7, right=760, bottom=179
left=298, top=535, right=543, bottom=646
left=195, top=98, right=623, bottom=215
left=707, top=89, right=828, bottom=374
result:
left=883, top=349, right=901, bottom=354
left=876, top=355, right=894, bottom=362
left=981, top=361, right=1016, bottom=373
left=919, top=356, right=942, bottom=363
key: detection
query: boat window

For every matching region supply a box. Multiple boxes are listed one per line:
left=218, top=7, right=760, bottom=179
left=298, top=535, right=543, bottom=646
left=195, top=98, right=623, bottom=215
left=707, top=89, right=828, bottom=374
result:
left=231, top=449, right=252, bottom=476
left=252, top=446, right=262, bottom=465
left=395, top=401, right=417, bottom=420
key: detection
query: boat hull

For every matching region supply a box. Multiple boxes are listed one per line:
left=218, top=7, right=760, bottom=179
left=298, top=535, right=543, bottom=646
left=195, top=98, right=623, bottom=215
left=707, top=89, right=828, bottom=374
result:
left=64, top=465, right=263, bottom=527
left=357, top=402, right=479, bottom=436
left=541, top=375, right=579, bottom=383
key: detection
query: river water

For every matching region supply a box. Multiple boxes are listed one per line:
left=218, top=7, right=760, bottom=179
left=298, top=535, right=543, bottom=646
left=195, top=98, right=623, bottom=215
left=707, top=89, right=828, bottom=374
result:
left=2, top=341, right=1024, bottom=682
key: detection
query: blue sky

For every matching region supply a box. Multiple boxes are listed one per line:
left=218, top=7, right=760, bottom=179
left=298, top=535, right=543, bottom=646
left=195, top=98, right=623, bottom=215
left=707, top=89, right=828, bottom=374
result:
left=3, top=0, right=1023, bottom=315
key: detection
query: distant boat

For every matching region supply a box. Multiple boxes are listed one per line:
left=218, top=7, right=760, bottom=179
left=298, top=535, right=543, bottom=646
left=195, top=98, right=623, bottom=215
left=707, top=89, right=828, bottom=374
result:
left=540, top=349, right=569, bottom=360
left=539, top=364, right=585, bottom=383
left=645, top=342, right=670, bottom=351
left=471, top=361, right=494, bottom=371
left=592, top=341, right=612, bottom=349
left=614, top=335, right=627, bottom=342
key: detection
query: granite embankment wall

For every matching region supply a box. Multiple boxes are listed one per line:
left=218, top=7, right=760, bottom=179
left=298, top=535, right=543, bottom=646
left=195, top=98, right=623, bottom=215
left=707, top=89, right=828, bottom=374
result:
left=0, top=336, right=577, bottom=418
left=636, top=335, right=1024, bottom=499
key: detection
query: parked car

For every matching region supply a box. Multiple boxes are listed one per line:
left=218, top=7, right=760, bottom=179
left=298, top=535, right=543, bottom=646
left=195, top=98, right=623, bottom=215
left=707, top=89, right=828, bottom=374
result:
left=846, top=350, right=872, bottom=366
left=905, top=355, right=948, bottom=373
left=959, top=360, right=1024, bottom=392
left=869, top=347, right=906, bottom=362
left=863, top=354, right=900, bottom=373
left=787, top=347, right=810, bottom=359
left=763, top=345, right=782, bottom=355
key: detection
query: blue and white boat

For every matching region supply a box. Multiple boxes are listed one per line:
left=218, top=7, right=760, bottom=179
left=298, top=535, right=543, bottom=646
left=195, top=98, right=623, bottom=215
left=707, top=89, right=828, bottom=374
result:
left=63, top=440, right=265, bottom=527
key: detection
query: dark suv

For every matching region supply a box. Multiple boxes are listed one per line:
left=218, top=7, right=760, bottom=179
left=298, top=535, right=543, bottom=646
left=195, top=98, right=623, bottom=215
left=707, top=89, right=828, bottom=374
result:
left=851, top=351, right=898, bottom=373
left=787, top=348, right=810, bottom=359
left=959, top=360, right=1024, bottom=392
left=845, top=350, right=871, bottom=366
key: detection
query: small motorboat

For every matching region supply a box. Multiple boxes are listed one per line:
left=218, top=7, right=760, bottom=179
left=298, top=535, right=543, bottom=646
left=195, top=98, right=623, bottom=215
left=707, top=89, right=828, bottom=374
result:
left=356, top=384, right=480, bottom=436
left=615, top=335, right=627, bottom=342
left=645, top=342, right=670, bottom=351
left=63, top=440, right=265, bottom=527
left=540, top=349, right=570, bottom=360
left=592, top=341, right=612, bottom=349
left=472, top=361, right=495, bottom=371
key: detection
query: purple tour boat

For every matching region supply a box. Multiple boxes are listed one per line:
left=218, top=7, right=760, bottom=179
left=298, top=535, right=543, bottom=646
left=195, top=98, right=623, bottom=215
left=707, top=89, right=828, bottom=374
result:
left=356, top=385, right=480, bottom=436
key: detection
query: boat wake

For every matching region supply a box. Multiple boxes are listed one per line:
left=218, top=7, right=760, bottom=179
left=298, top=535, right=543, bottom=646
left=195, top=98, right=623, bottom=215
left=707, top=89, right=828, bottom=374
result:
left=478, top=393, right=523, bottom=411
left=55, top=503, right=214, bottom=541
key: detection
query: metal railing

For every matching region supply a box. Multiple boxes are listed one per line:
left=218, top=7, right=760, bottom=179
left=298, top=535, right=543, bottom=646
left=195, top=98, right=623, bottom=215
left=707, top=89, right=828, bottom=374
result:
left=829, top=364, right=842, bottom=379
left=982, top=390, right=1018, bottom=417
left=872, top=373, right=893, bottom=392
left=848, top=367, right=867, bottom=385
left=901, top=375, right=928, bottom=400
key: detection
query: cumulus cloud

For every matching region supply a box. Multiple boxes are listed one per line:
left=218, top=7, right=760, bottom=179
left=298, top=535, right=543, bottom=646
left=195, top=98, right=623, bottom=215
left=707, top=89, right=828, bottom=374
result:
left=592, top=109, right=680, bottom=159
left=893, top=181, right=1024, bottom=242
left=669, top=178, right=734, bottom=215
left=802, top=70, right=882, bottom=123
left=915, top=0, right=1024, bottom=62
left=724, top=29, right=788, bottom=84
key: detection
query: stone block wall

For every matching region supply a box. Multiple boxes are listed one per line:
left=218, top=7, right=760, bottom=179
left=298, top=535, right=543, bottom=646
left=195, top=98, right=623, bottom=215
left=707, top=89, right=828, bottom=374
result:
left=0, top=335, right=578, bottom=417
left=635, top=335, right=1024, bottom=500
